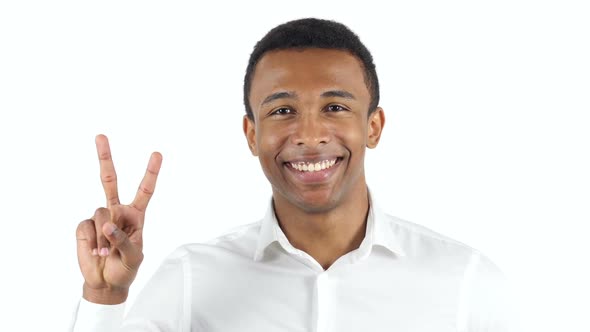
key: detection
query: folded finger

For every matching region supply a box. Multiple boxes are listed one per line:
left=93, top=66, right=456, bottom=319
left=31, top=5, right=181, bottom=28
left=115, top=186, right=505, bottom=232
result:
left=103, top=222, right=143, bottom=270
left=76, top=219, right=98, bottom=258
left=92, top=207, right=111, bottom=256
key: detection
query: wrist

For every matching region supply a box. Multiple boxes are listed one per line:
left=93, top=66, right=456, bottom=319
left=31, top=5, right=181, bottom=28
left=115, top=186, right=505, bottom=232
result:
left=82, top=283, right=129, bottom=305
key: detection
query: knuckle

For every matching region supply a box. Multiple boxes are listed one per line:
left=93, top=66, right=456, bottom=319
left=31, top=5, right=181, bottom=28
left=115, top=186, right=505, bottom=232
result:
left=98, top=151, right=112, bottom=160
left=107, top=197, right=120, bottom=205
left=93, top=207, right=110, bottom=222
left=101, top=173, right=117, bottom=183
left=138, top=186, right=154, bottom=196
left=76, top=219, right=95, bottom=238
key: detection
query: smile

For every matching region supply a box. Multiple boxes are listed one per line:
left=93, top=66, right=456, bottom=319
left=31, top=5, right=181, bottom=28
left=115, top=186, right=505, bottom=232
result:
left=289, top=158, right=338, bottom=172
left=283, top=157, right=343, bottom=184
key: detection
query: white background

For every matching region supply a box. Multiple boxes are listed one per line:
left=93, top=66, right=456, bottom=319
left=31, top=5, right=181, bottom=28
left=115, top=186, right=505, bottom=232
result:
left=1, top=1, right=588, bottom=331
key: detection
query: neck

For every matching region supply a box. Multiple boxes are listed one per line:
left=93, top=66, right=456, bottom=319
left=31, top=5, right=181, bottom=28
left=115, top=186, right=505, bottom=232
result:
left=272, top=183, right=370, bottom=271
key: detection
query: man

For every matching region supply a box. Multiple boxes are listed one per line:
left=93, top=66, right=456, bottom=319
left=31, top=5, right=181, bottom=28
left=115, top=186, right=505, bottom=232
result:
left=71, top=18, right=510, bottom=331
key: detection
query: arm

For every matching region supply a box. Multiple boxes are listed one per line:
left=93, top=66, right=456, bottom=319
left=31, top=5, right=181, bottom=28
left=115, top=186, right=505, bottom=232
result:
left=71, top=246, right=191, bottom=332
left=457, top=252, right=516, bottom=332
left=71, top=134, right=164, bottom=331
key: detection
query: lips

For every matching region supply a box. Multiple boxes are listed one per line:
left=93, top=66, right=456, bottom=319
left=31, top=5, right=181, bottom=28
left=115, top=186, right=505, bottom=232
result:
left=283, top=157, right=343, bottom=183
left=289, top=158, right=338, bottom=172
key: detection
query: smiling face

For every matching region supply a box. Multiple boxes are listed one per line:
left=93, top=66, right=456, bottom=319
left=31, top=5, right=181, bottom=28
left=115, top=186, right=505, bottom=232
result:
left=244, top=48, right=385, bottom=214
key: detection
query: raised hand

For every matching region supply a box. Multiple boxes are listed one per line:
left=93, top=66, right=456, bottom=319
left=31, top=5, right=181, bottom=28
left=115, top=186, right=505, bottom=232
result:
left=75, top=134, right=163, bottom=304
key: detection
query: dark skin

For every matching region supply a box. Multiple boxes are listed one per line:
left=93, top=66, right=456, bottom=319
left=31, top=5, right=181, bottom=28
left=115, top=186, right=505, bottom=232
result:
left=244, top=48, right=385, bottom=270
left=75, top=48, right=384, bottom=305
left=76, top=135, right=162, bottom=304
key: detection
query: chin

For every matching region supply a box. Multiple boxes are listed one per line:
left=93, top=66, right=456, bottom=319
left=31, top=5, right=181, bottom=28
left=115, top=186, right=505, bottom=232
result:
left=291, top=187, right=341, bottom=214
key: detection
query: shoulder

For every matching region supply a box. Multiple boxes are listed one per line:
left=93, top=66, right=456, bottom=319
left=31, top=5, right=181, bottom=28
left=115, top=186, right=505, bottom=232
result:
left=386, top=214, right=478, bottom=251
left=382, top=213, right=508, bottom=285
left=164, top=221, right=262, bottom=262
left=381, top=213, right=500, bottom=269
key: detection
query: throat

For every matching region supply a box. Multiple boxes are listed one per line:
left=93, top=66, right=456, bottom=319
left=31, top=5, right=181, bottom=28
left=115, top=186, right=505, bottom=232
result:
left=271, top=180, right=371, bottom=269
left=274, top=195, right=370, bottom=270
left=293, top=223, right=367, bottom=270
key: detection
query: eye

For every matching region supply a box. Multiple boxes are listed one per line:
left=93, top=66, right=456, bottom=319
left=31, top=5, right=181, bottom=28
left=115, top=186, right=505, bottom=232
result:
left=326, top=104, right=347, bottom=112
left=271, top=107, right=294, bottom=116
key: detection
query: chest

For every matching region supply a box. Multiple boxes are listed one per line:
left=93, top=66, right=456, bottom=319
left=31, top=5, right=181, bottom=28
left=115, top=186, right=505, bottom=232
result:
left=189, top=260, right=462, bottom=332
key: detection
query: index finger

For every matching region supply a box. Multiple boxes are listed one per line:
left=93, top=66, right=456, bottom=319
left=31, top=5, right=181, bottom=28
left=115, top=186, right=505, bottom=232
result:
left=130, top=151, right=163, bottom=212
left=95, top=134, right=120, bottom=206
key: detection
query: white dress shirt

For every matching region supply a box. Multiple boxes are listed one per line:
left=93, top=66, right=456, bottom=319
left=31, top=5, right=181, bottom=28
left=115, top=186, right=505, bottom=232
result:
left=70, top=194, right=512, bottom=331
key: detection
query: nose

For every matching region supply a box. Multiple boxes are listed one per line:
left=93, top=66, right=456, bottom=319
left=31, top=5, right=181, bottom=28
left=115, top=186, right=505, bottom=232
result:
left=290, top=113, right=331, bottom=147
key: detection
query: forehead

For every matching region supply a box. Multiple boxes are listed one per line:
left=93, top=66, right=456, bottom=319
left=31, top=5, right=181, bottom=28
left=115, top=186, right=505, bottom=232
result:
left=249, top=48, right=370, bottom=107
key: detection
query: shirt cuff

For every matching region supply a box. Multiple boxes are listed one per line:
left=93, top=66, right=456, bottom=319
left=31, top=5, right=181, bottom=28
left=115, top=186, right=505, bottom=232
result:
left=72, top=297, right=126, bottom=332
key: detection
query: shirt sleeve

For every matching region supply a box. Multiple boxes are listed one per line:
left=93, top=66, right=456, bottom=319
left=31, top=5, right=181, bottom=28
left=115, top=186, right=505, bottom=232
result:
left=70, top=298, right=126, bottom=332
left=458, top=252, right=516, bottom=332
left=70, top=246, right=192, bottom=332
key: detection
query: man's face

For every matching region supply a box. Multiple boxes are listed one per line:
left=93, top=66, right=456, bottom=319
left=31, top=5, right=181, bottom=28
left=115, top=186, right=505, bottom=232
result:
left=244, top=48, right=384, bottom=213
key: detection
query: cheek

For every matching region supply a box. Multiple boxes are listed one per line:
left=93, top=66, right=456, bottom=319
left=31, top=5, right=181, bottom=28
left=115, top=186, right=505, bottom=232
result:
left=337, top=122, right=368, bottom=151
left=256, top=125, right=289, bottom=160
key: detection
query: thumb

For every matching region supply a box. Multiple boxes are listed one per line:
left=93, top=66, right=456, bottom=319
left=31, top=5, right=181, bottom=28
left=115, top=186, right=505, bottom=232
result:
left=102, top=222, right=143, bottom=268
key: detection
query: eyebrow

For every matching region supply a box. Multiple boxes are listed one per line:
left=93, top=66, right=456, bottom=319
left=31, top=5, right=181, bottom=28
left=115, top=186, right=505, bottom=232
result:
left=260, top=90, right=356, bottom=107
left=261, top=91, right=297, bottom=107
left=321, top=90, right=356, bottom=100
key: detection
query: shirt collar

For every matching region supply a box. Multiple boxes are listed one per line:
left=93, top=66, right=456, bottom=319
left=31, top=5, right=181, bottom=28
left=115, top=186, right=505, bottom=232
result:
left=253, top=189, right=406, bottom=262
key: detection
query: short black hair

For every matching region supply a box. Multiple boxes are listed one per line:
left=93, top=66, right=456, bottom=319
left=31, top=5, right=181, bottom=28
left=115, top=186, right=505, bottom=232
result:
left=243, top=18, right=380, bottom=120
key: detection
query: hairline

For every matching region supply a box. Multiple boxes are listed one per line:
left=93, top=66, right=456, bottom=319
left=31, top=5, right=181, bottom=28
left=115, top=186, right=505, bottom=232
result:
left=246, top=46, right=376, bottom=121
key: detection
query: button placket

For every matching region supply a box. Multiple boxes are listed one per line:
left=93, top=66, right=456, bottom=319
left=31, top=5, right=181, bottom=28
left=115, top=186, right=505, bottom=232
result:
left=314, top=272, right=333, bottom=332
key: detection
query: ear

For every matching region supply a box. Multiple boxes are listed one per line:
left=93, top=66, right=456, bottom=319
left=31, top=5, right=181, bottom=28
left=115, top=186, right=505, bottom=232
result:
left=243, top=115, right=259, bottom=156
left=367, top=107, right=385, bottom=149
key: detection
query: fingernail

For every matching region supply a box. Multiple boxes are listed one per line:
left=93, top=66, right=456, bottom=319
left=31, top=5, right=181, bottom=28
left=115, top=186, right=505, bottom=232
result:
left=92, top=248, right=98, bottom=256
left=104, top=222, right=117, bottom=236
left=100, top=247, right=109, bottom=256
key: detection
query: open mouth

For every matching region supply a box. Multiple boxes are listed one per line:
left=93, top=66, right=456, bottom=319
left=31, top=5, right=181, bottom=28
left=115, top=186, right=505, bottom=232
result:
left=283, top=157, right=343, bottom=183
left=287, top=157, right=341, bottom=172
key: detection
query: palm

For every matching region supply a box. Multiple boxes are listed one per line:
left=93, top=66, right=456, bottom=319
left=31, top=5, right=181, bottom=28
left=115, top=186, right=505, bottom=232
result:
left=76, top=134, right=162, bottom=297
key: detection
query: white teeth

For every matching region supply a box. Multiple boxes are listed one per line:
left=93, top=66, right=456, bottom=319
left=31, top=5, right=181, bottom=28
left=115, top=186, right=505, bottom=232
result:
left=290, top=159, right=338, bottom=173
